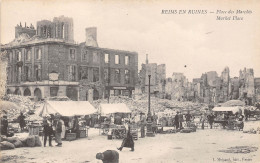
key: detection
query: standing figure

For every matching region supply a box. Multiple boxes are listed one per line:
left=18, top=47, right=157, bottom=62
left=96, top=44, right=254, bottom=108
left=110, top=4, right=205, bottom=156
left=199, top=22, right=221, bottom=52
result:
left=55, top=114, right=63, bottom=147
left=207, top=112, right=215, bottom=129
left=140, top=119, right=146, bottom=138
left=174, top=112, right=180, bottom=129
left=96, top=150, right=119, bottom=163
left=60, top=117, right=66, bottom=139
left=117, top=127, right=134, bottom=151
left=200, top=113, right=206, bottom=130
left=178, top=112, right=184, bottom=129
left=237, top=114, right=244, bottom=131
left=18, top=113, right=26, bottom=132
left=43, top=119, right=53, bottom=147
left=1, top=115, right=8, bottom=136
left=73, top=116, right=80, bottom=138
left=185, top=111, right=192, bottom=128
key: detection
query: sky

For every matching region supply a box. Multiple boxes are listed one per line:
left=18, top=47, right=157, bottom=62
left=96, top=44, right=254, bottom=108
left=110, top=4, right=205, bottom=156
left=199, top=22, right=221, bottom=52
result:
left=1, top=0, right=260, bottom=81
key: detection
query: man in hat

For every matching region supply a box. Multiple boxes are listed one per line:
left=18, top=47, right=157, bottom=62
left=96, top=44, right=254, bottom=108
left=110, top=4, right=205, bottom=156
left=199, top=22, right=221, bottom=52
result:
left=96, top=150, right=119, bottom=163
left=174, top=111, right=179, bottom=129
left=185, top=111, right=193, bottom=128
left=55, top=114, right=63, bottom=147
left=207, top=112, right=215, bottom=129
left=140, top=118, right=146, bottom=138
left=1, top=115, right=8, bottom=136
left=43, top=118, right=53, bottom=147
left=18, top=112, right=26, bottom=132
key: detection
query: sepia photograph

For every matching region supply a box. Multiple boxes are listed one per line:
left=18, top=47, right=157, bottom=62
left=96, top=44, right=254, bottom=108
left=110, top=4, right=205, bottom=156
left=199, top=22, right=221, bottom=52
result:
left=0, top=0, right=260, bottom=162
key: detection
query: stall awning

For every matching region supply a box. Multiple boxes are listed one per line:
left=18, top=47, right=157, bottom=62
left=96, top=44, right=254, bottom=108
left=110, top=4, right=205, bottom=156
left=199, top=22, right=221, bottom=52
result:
left=212, top=107, right=240, bottom=113
left=37, top=101, right=97, bottom=117
left=99, top=103, right=131, bottom=115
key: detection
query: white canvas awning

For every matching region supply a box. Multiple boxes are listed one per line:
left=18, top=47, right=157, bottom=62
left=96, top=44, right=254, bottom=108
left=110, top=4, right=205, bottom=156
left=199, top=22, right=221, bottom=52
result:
left=36, top=101, right=97, bottom=117
left=212, top=107, right=240, bottom=113
left=99, top=103, right=131, bottom=115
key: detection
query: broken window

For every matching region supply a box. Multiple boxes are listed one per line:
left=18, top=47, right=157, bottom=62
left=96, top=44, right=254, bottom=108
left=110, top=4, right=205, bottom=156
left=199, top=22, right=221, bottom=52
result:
left=93, top=68, right=99, bottom=82
left=125, top=69, right=130, bottom=84
left=82, top=50, right=88, bottom=61
left=79, top=66, right=88, bottom=80
left=105, top=53, right=109, bottom=63
left=68, top=65, right=76, bottom=81
left=35, top=49, right=42, bottom=60
left=24, top=65, right=31, bottom=81
left=93, top=52, right=99, bottom=63
left=16, top=51, right=21, bottom=61
left=104, top=68, right=109, bottom=83
left=69, top=49, right=76, bottom=60
left=26, top=49, right=31, bottom=61
left=115, top=55, right=119, bottom=64
left=115, top=69, right=120, bottom=83
left=125, top=55, right=130, bottom=65
left=35, top=65, right=41, bottom=81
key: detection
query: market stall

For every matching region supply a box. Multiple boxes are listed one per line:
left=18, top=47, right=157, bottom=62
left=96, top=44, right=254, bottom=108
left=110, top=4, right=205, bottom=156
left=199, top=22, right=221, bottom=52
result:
left=37, top=101, right=97, bottom=140
left=98, top=103, right=131, bottom=139
left=212, top=106, right=241, bottom=129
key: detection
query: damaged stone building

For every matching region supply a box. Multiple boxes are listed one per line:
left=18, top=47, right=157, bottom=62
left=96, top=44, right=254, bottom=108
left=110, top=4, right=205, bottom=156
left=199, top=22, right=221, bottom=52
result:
left=2, top=16, right=138, bottom=101
left=139, top=54, right=166, bottom=96
left=160, top=66, right=259, bottom=105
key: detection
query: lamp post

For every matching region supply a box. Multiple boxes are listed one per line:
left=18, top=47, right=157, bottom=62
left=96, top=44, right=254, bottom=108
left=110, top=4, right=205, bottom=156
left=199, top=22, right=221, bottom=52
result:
left=146, top=74, right=155, bottom=137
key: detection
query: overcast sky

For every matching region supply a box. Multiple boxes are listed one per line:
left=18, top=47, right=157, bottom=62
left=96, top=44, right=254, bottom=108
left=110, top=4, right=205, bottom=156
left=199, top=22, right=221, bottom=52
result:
left=1, top=0, right=260, bottom=81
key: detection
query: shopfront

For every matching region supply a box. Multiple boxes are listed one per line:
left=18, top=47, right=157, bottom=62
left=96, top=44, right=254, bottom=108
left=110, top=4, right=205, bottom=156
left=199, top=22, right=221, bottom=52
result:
left=105, top=86, right=134, bottom=98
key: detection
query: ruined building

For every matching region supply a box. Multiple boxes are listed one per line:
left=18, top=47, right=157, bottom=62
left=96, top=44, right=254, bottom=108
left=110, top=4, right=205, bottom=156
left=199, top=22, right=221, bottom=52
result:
left=2, top=16, right=138, bottom=101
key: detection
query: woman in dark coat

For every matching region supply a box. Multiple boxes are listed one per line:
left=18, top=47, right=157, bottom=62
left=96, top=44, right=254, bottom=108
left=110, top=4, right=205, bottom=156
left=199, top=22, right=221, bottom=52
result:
left=117, top=127, right=134, bottom=151
left=18, top=113, right=26, bottom=132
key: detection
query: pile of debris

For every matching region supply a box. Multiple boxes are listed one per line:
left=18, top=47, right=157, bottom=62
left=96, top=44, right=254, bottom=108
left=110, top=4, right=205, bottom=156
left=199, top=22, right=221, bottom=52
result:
left=92, top=95, right=206, bottom=117
left=1, top=95, right=35, bottom=120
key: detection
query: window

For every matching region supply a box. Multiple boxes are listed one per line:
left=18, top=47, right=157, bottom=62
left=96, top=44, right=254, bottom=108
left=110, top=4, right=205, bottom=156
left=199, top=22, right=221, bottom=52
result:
left=125, top=56, right=130, bottom=65
left=16, top=51, right=21, bottom=61
left=50, top=87, right=59, bottom=97
left=79, top=66, right=88, bottom=80
left=93, top=52, right=99, bottom=63
left=105, top=53, right=109, bottom=63
left=35, top=65, right=41, bottom=81
left=93, top=68, right=99, bottom=82
left=69, top=49, right=76, bottom=60
left=82, top=51, right=88, bottom=61
left=68, top=65, right=76, bottom=81
left=26, top=50, right=31, bottom=61
left=24, top=66, right=31, bottom=81
left=62, top=24, right=65, bottom=39
left=7, top=67, right=10, bottom=82
left=104, top=68, right=109, bottom=83
left=9, top=52, right=12, bottom=62
left=36, top=49, right=41, bottom=60
left=115, top=55, right=119, bottom=64
left=125, top=69, right=130, bottom=84
left=115, top=69, right=120, bottom=83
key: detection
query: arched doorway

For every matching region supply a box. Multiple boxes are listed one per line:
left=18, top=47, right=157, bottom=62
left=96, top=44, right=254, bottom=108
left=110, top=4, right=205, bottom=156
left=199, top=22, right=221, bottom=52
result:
left=14, top=88, right=21, bottom=95
left=6, top=89, right=11, bottom=94
left=93, top=89, right=99, bottom=101
left=34, top=88, right=42, bottom=101
left=24, top=88, right=31, bottom=96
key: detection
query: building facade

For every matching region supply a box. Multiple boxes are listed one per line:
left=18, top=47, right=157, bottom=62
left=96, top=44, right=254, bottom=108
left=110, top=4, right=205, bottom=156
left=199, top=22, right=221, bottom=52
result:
left=2, top=16, right=138, bottom=101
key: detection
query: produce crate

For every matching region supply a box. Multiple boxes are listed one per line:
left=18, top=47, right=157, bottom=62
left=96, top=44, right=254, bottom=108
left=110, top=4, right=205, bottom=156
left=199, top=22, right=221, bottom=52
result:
left=79, top=130, right=86, bottom=138
left=66, top=133, right=76, bottom=141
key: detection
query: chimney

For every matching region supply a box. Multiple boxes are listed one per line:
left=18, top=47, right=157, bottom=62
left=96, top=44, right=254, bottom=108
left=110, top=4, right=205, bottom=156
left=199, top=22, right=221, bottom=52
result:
left=146, top=54, right=149, bottom=64
left=85, top=27, right=98, bottom=47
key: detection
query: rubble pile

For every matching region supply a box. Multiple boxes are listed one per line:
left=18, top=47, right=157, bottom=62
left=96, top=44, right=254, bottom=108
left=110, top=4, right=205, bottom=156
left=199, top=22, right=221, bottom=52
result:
left=1, top=95, right=35, bottom=120
left=91, top=95, right=206, bottom=116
